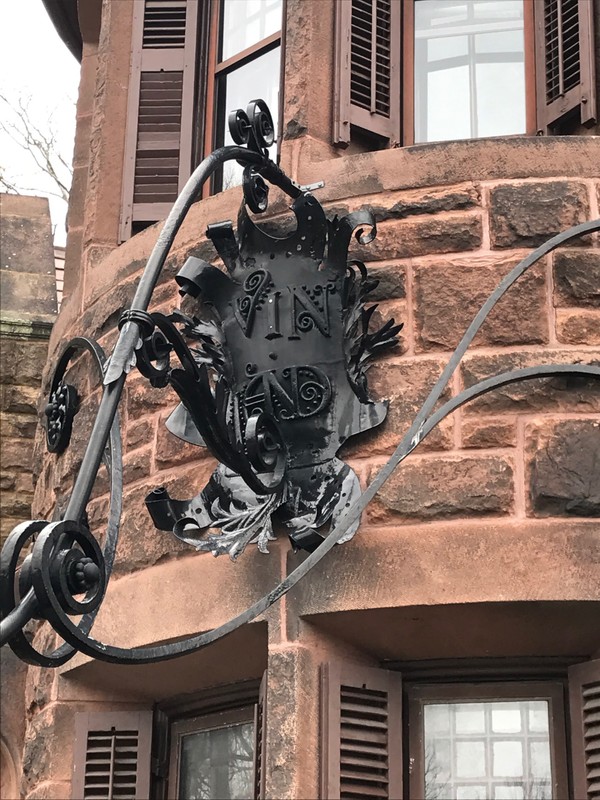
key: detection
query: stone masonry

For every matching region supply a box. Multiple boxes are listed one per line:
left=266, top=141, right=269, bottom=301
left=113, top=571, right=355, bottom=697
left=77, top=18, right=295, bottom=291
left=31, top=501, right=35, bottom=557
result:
left=10, top=142, right=600, bottom=800
left=0, top=194, right=57, bottom=799
left=0, top=194, right=57, bottom=545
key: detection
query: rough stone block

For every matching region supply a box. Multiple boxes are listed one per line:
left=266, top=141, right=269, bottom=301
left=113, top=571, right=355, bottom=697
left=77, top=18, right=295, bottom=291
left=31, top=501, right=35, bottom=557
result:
left=553, top=249, right=600, bottom=308
left=366, top=263, right=406, bottom=301
left=414, top=255, right=548, bottom=351
left=0, top=271, right=57, bottom=317
left=126, top=416, right=155, bottom=452
left=371, top=453, right=514, bottom=521
left=462, top=417, right=517, bottom=449
left=350, top=213, right=483, bottom=262
left=461, top=349, right=600, bottom=414
left=0, top=489, right=33, bottom=516
left=0, top=472, right=16, bottom=491
left=527, top=419, right=600, bottom=516
left=490, top=181, right=590, bottom=248
left=21, top=705, right=75, bottom=795
left=0, top=337, right=51, bottom=388
left=0, top=412, right=38, bottom=440
left=24, top=780, right=71, bottom=799
left=79, top=278, right=136, bottom=340
left=0, top=385, right=40, bottom=414
left=0, top=438, right=35, bottom=472
left=154, top=411, right=209, bottom=469
left=126, top=375, right=178, bottom=421
left=0, top=197, right=55, bottom=282
left=556, top=309, right=600, bottom=345
left=341, top=358, right=453, bottom=457
left=362, top=183, right=481, bottom=222
left=122, top=445, right=152, bottom=485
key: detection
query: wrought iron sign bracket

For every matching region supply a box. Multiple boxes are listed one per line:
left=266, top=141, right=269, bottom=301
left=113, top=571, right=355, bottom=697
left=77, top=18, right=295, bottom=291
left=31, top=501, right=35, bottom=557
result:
left=1, top=100, right=599, bottom=668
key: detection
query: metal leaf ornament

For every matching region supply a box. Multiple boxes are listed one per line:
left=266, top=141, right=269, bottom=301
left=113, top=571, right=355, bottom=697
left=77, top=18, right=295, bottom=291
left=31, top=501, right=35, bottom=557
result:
left=144, top=196, right=401, bottom=558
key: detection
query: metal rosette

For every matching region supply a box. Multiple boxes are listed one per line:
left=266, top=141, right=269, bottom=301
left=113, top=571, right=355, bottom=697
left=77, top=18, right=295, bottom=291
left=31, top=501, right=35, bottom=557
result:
left=0, top=337, right=122, bottom=666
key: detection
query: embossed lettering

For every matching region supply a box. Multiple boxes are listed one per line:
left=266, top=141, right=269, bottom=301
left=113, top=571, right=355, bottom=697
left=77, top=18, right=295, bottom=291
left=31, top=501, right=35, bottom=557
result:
left=244, top=366, right=332, bottom=421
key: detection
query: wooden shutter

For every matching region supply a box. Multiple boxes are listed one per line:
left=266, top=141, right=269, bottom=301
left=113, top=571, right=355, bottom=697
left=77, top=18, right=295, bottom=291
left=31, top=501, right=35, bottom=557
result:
left=334, top=0, right=401, bottom=146
left=120, top=0, right=199, bottom=241
left=570, top=659, right=600, bottom=800
left=321, top=662, right=402, bottom=799
left=72, top=711, right=153, bottom=800
left=534, top=0, right=597, bottom=132
left=252, top=671, right=268, bottom=800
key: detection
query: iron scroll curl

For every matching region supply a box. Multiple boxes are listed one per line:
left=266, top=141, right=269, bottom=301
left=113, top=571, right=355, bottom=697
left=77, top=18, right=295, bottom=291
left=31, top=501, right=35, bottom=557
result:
left=0, top=98, right=599, bottom=666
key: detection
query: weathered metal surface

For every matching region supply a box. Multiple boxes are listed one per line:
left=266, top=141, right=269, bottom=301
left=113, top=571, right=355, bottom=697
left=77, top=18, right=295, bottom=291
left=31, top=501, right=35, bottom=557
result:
left=0, top=100, right=599, bottom=667
left=141, top=194, right=400, bottom=558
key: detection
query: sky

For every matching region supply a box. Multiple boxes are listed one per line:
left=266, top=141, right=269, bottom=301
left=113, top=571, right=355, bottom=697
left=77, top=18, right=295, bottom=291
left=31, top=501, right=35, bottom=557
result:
left=0, top=0, right=80, bottom=246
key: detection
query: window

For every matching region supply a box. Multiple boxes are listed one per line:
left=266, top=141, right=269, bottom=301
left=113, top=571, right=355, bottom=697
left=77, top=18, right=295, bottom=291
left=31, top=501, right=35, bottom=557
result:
left=334, top=0, right=597, bottom=148
left=70, top=681, right=266, bottom=800
left=168, top=708, right=255, bottom=799
left=120, top=0, right=282, bottom=240
left=153, top=678, right=266, bottom=800
left=408, top=684, right=568, bottom=800
left=207, top=0, right=282, bottom=192
left=412, top=0, right=529, bottom=143
left=321, top=658, right=600, bottom=800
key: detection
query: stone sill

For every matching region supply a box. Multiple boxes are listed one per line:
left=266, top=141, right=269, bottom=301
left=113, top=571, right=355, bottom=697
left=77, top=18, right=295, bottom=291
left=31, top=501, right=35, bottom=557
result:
left=0, top=313, right=54, bottom=339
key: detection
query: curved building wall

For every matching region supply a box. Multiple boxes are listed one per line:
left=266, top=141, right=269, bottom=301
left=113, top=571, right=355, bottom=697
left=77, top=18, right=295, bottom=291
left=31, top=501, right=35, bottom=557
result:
left=19, top=137, right=600, bottom=799
left=8, top=0, right=600, bottom=797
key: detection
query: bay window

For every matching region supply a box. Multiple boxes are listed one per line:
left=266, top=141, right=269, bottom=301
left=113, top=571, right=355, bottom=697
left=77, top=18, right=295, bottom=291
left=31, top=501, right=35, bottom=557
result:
left=334, top=0, right=597, bottom=148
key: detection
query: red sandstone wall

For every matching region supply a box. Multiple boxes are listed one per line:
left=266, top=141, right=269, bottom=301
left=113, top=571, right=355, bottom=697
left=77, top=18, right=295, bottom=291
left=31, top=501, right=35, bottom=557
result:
left=33, top=157, right=600, bottom=568
left=19, top=142, right=599, bottom=800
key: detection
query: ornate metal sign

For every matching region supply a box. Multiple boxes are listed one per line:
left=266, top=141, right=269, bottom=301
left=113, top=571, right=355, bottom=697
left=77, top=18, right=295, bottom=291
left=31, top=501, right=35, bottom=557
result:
left=1, top=100, right=599, bottom=667
left=142, top=196, right=400, bottom=557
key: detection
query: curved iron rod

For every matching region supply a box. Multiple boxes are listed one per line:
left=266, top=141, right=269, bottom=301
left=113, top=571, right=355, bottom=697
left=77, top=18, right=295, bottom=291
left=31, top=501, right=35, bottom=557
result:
left=0, top=146, right=296, bottom=647
left=29, top=362, right=600, bottom=664
left=0, top=592, right=38, bottom=645
left=0, top=338, right=123, bottom=660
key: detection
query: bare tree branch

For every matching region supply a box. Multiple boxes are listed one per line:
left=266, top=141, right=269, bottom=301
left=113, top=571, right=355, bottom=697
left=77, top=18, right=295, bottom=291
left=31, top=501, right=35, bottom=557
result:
left=0, top=93, right=72, bottom=204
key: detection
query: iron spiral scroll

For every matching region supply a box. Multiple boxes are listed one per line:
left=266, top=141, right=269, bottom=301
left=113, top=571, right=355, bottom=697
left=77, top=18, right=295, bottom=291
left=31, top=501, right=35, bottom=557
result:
left=0, top=99, right=599, bottom=667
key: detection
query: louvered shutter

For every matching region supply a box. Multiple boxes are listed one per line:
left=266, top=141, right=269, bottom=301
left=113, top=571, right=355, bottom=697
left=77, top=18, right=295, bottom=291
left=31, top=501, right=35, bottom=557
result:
left=570, top=659, right=600, bottom=800
left=334, top=0, right=401, bottom=146
left=534, top=0, right=597, bottom=132
left=252, top=672, right=268, bottom=799
left=321, top=662, right=402, bottom=799
left=120, top=0, right=199, bottom=241
left=72, top=711, right=153, bottom=800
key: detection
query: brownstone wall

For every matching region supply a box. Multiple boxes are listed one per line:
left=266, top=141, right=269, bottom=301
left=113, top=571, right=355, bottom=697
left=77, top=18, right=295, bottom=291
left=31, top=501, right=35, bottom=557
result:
left=17, top=140, right=600, bottom=800
left=0, top=195, right=57, bottom=544
left=0, top=194, right=57, bottom=800
left=39, top=150, right=599, bottom=554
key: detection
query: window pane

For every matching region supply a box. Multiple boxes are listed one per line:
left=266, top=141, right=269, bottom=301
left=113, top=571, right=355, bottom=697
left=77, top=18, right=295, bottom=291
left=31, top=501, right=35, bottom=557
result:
left=221, top=0, right=282, bottom=61
left=414, top=0, right=526, bottom=143
left=423, top=700, right=553, bottom=799
left=221, top=46, right=280, bottom=190
left=179, top=721, right=254, bottom=799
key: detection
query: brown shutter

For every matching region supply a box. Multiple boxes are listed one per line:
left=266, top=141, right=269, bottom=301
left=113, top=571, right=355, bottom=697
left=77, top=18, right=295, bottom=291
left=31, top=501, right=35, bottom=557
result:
left=570, top=658, right=600, bottom=800
left=334, top=0, right=401, bottom=147
left=72, top=710, right=153, bottom=800
left=534, top=0, right=597, bottom=132
left=253, top=671, right=268, bottom=799
left=120, top=0, right=199, bottom=241
left=321, top=662, right=402, bottom=799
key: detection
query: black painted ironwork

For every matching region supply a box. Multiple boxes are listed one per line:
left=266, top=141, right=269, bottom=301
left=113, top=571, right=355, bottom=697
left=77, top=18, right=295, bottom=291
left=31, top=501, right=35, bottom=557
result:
left=0, top=99, right=599, bottom=667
